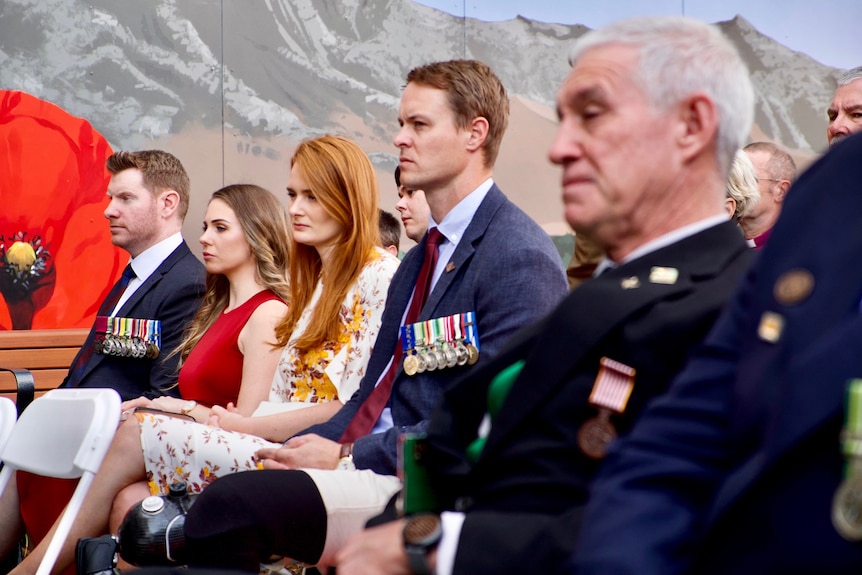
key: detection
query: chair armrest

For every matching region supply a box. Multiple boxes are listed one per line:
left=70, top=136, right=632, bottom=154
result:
left=0, top=367, right=35, bottom=416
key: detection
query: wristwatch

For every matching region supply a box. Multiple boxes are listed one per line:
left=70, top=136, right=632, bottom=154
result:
left=180, top=400, right=197, bottom=415
left=403, top=513, right=442, bottom=575
left=337, top=442, right=355, bottom=470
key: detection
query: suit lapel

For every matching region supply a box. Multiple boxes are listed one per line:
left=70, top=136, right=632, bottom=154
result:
left=481, top=221, right=748, bottom=459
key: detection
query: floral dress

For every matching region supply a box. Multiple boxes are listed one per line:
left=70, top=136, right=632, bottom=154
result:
left=138, top=249, right=399, bottom=495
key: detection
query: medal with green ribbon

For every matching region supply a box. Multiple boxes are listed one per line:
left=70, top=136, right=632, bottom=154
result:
left=832, top=378, right=862, bottom=540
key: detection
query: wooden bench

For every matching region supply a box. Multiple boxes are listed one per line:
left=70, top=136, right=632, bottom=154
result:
left=0, top=329, right=88, bottom=408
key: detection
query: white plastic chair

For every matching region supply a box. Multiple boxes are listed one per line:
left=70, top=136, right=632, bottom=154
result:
left=0, top=388, right=121, bottom=575
left=0, top=396, right=15, bottom=453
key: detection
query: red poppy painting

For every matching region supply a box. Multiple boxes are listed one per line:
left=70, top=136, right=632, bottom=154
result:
left=0, top=90, right=124, bottom=329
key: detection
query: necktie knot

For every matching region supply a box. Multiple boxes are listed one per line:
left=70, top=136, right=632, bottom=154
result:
left=121, top=264, right=136, bottom=283
left=426, top=227, right=444, bottom=250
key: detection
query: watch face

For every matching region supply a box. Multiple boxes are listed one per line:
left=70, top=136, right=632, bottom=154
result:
left=404, top=514, right=441, bottom=545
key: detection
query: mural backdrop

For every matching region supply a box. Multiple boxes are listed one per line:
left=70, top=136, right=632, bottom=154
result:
left=0, top=0, right=845, bottom=328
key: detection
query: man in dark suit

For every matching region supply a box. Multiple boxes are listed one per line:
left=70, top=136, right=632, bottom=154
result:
left=572, top=135, right=862, bottom=574
left=334, top=17, right=755, bottom=575
left=0, top=149, right=206, bottom=565
left=64, top=149, right=206, bottom=400
left=176, top=59, right=568, bottom=570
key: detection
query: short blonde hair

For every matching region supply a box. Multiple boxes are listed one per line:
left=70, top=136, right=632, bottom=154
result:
left=726, top=149, right=760, bottom=220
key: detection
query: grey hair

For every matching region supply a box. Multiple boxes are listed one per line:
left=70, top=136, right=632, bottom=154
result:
left=838, top=66, right=862, bottom=86
left=568, top=16, right=754, bottom=177
left=726, top=149, right=760, bottom=220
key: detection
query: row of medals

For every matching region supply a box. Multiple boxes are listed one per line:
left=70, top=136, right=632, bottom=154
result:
left=95, top=336, right=160, bottom=359
left=403, top=339, right=479, bottom=376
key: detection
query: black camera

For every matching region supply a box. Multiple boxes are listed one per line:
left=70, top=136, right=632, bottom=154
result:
left=117, top=481, right=198, bottom=566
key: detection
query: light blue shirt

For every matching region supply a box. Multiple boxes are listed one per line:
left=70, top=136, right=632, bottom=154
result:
left=370, top=178, right=495, bottom=435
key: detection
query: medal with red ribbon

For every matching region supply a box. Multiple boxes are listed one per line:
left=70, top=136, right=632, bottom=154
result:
left=577, top=357, right=636, bottom=459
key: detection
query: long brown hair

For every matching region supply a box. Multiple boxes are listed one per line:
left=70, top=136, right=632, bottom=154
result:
left=177, top=184, right=291, bottom=362
left=275, top=135, right=380, bottom=354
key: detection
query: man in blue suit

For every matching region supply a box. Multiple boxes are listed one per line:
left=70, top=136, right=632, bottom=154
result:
left=178, top=59, right=568, bottom=569
left=572, top=137, right=862, bottom=573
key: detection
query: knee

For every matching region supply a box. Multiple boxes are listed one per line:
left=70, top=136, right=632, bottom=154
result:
left=114, top=416, right=143, bottom=449
left=109, top=482, right=151, bottom=533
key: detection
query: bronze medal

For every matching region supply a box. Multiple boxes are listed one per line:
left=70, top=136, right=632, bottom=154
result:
left=403, top=353, right=419, bottom=376
left=774, top=268, right=814, bottom=306
left=466, top=343, right=479, bottom=365
left=577, top=409, right=617, bottom=460
left=833, top=476, right=862, bottom=541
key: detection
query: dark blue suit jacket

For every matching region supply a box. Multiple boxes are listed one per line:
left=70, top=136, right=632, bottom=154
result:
left=574, top=134, right=862, bottom=575
left=63, top=241, right=206, bottom=401
left=304, top=185, right=568, bottom=475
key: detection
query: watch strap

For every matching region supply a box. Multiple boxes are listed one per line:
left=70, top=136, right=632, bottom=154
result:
left=405, top=546, right=434, bottom=575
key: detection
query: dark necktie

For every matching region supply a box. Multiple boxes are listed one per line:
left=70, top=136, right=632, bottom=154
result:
left=66, top=264, right=135, bottom=386
left=340, top=228, right=444, bottom=443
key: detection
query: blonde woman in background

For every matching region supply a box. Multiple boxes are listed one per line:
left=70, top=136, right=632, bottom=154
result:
left=725, top=149, right=761, bottom=222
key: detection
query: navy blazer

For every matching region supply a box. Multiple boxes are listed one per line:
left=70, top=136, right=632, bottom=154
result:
left=420, top=219, right=751, bottom=574
left=574, top=134, right=862, bottom=575
left=63, top=241, right=206, bottom=401
left=303, top=185, right=568, bottom=475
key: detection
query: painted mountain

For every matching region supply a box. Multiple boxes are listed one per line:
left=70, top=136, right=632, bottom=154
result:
left=0, top=0, right=840, bottom=236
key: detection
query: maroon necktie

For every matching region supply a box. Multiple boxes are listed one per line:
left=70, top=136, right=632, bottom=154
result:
left=340, top=228, right=444, bottom=442
left=67, top=264, right=135, bottom=386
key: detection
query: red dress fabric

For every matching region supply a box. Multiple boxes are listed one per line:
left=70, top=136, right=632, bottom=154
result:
left=16, top=290, right=283, bottom=567
left=177, top=289, right=282, bottom=407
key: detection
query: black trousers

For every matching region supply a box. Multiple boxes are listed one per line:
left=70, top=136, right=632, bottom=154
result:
left=183, top=470, right=328, bottom=572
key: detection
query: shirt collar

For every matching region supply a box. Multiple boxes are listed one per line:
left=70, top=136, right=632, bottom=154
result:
left=594, top=214, right=729, bottom=275
left=128, top=232, right=184, bottom=282
left=430, top=178, right=494, bottom=247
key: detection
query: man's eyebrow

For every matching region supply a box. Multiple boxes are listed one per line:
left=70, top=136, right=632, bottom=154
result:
left=560, top=86, right=606, bottom=111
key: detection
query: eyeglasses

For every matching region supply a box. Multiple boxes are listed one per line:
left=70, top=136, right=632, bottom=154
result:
left=755, top=178, right=785, bottom=184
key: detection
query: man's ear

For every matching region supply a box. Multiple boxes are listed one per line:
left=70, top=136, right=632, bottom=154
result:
left=675, top=93, right=718, bottom=163
left=724, top=197, right=737, bottom=219
left=774, top=180, right=791, bottom=203
left=160, top=189, right=180, bottom=218
left=465, top=116, right=489, bottom=153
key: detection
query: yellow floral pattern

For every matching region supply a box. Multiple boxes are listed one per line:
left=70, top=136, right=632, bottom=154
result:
left=137, top=249, right=399, bottom=495
left=270, top=248, right=399, bottom=406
